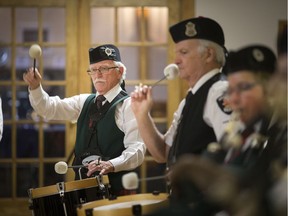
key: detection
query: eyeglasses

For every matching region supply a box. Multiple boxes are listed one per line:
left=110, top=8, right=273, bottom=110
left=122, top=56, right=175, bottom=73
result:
left=87, top=66, right=118, bottom=75
left=225, top=82, right=258, bottom=97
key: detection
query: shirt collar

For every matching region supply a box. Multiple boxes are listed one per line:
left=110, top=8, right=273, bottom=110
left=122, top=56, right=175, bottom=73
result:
left=95, top=84, right=122, bottom=103
left=190, top=68, right=221, bottom=94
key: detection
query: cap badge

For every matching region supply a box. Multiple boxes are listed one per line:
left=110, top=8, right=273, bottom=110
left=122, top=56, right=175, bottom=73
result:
left=252, top=48, right=264, bottom=62
left=104, top=47, right=114, bottom=56
left=185, top=22, right=197, bottom=37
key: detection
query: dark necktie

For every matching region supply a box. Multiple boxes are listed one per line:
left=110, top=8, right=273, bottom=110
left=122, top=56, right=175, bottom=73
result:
left=167, top=91, right=193, bottom=167
left=88, top=95, right=106, bottom=130
left=96, top=95, right=106, bottom=110
left=181, top=91, right=193, bottom=117
left=175, top=91, right=193, bottom=140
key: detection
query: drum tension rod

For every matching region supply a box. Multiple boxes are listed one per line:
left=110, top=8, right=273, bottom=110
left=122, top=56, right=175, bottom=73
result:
left=57, top=182, right=68, bottom=216
left=57, top=182, right=65, bottom=199
left=132, top=204, right=142, bottom=216
left=96, top=175, right=106, bottom=199
left=27, top=188, right=36, bottom=213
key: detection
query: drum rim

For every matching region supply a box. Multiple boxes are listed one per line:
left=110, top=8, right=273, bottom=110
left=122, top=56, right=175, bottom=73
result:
left=90, top=199, right=169, bottom=216
left=29, top=175, right=109, bottom=198
left=76, top=193, right=169, bottom=215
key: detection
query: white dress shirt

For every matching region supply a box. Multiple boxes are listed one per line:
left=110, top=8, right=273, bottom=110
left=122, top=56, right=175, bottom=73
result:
left=28, top=84, right=146, bottom=172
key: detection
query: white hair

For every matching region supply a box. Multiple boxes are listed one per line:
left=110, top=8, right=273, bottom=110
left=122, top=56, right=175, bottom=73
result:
left=115, top=61, right=127, bottom=84
left=198, top=39, right=226, bottom=67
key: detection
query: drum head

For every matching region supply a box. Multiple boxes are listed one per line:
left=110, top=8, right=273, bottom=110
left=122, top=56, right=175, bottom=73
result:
left=77, top=193, right=169, bottom=216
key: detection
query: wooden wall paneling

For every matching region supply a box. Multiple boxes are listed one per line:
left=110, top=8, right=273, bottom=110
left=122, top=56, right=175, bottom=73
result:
left=78, top=0, right=91, bottom=94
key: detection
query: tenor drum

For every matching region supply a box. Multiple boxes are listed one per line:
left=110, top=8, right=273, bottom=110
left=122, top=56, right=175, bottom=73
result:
left=28, top=175, right=110, bottom=216
left=77, top=193, right=169, bottom=216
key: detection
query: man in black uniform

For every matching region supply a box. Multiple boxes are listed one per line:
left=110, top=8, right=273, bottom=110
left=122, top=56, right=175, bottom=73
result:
left=131, top=16, right=232, bottom=215
left=131, top=16, right=231, bottom=170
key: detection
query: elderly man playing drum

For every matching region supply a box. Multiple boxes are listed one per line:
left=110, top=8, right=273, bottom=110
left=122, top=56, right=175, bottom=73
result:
left=23, top=44, right=146, bottom=196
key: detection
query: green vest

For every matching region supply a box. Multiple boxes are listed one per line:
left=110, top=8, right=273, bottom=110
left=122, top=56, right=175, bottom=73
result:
left=74, top=93, right=132, bottom=192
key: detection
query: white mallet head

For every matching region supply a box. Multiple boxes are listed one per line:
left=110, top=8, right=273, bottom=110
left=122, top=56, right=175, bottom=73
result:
left=54, top=161, right=68, bottom=174
left=29, top=44, right=42, bottom=59
left=122, top=172, right=139, bottom=190
left=164, top=63, right=179, bottom=80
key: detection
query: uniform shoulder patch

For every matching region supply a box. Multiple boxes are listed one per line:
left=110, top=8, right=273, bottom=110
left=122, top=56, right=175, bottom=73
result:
left=217, top=94, right=232, bottom=114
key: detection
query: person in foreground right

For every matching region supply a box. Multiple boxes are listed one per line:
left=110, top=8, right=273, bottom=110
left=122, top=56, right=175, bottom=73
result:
left=220, top=45, right=279, bottom=167
left=265, top=26, right=287, bottom=216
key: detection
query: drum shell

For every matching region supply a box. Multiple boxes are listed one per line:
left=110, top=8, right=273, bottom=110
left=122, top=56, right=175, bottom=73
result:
left=28, top=176, right=110, bottom=216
